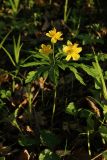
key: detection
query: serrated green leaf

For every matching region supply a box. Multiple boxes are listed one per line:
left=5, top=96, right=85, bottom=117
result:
left=57, top=61, right=66, bottom=70
left=29, top=51, right=50, bottom=60
left=79, top=64, right=97, bottom=78
left=21, top=61, right=49, bottom=67
left=25, top=71, right=37, bottom=83
left=69, top=66, right=85, bottom=85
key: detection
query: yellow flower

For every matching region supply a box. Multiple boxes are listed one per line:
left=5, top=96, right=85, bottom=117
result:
left=39, top=44, right=53, bottom=55
left=46, top=27, right=63, bottom=43
left=63, top=40, right=82, bottom=61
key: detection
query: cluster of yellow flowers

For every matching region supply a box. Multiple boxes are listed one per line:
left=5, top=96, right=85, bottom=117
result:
left=39, top=27, right=82, bottom=61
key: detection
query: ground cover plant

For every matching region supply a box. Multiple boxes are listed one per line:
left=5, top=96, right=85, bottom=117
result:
left=0, top=0, right=107, bottom=160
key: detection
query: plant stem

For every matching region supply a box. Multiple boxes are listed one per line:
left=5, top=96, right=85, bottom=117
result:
left=52, top=43, right=55, bottom=65
left=64, top=0, right=68, bottom=23
left=64, top=139, right=68, bottom=155
left=87, top=130, right=91, bottom=157
left=49, top=0, right=52, bottom=5
left=41, top=89, right=44, bottom=108
left=51, top=85, right=57, bottom=128
left=27, top=84, right=32, bottom=114
left=91, top=149, right=107, bottom=160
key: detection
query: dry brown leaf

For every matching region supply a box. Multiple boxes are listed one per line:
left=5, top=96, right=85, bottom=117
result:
left=86, top=97, right=101, bottom=117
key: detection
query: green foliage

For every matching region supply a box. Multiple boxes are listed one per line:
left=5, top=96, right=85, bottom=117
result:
left=102, top=151, right=107, bottom=159
left=79, top=54, right=107, bottom=100
left=13, top=35, right=23, bottom=64
left=0, top=1, right=107, bottom=159
left=77, top=34, right=104, bottom=45
left=0, top=31, right=11, bottom=49
left=68, top=66, right=85, bottom=85
left=65, top=102, right=76, bottom=115
left=25, top=71, right=37, bottom=83
left=0, top=90, right=11, bottom=99
left=39, top=149, right=60, bottom=160
left=99, top=126, right=107, bottom=141
left=0, top=157, right=5, bottom=160
left=18, top=135, right=38, bottom=146
left=2, top=35, right=22, bottom=67
left=9, top=0, right=20, bottom=16
left=0, top=99, right=6, bottom=109
left=40, top=130, right=60, bottom=150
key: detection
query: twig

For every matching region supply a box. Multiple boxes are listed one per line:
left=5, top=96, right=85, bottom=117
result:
left=91, top=149, right=107, bottom=160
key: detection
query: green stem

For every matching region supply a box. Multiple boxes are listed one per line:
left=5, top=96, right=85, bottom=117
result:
left=49, top=0, right=52, bottom=5
left=51, top=85, right=57, bottom=128
left=64, top=139, right=68, bottom=156
left=87, top=130, right=91, bottom=157
left=41, top=89, right=44, bottom=108
left=64, top=0, right=68, bottom=23
left=12, top=67, right=19, bottom=92
left=52, top=43, right=55, bottom=65
left=27, top=84, right=32, bottom=114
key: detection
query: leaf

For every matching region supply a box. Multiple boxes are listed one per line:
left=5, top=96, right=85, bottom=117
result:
left=103, top=104, right=107, bottom=114
left=0, top=157, right=5, bottom=160
left=29, top=51, right=50, bottom=61
left=102, top=151, right=107, bottom=159
left=49, top=65, right=59, bottom=85
left=57, top=61, right=66, bottom=70
left=79, top=109, right=92, bottom=118
left=26, top=66, right=50, bottom=83
left=97, top=53, right=107, bottom=61
left=79, top=64, right=97, bottom=78
left=25, top=71, right=37, bottom=83
left=86, top=97, right=101, bottom=117
left=18, top=135, right=37, bottom=147
left=13, top=34, right=23, bottom=64
left=65, top=102, right=76, bottom=115
left=8, top=108, right=21, bottom=131
left=94, top=80, right=101, bottom=89
left=2, top=46, right=16, bottom=66
left=99, top=126, right=107, bottom=141
left=77, top=34, right=103, bottom=45
left=21, top=61, right=49, bottom=67
left=40, top=130, right=60, bottom=149
left=69, top=66, right=85, bottom=85
left=87, top=116, right=94, bottom=130
left=0, top=30, right=11, bottom=48
left=0, top=90, right=11, bottom=99
left=39, top=149, right=60, bottom=160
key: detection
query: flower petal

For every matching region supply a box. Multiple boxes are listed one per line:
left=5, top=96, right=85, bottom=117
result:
left=72, top=53, right=80, bottom=60
left=46, top=33, right=51, bottom=37
left=74, top=47, right=82, bottom=54
left=51, top=37, right=57, bottom=43
left=66, top=54, right=72, bottom=61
